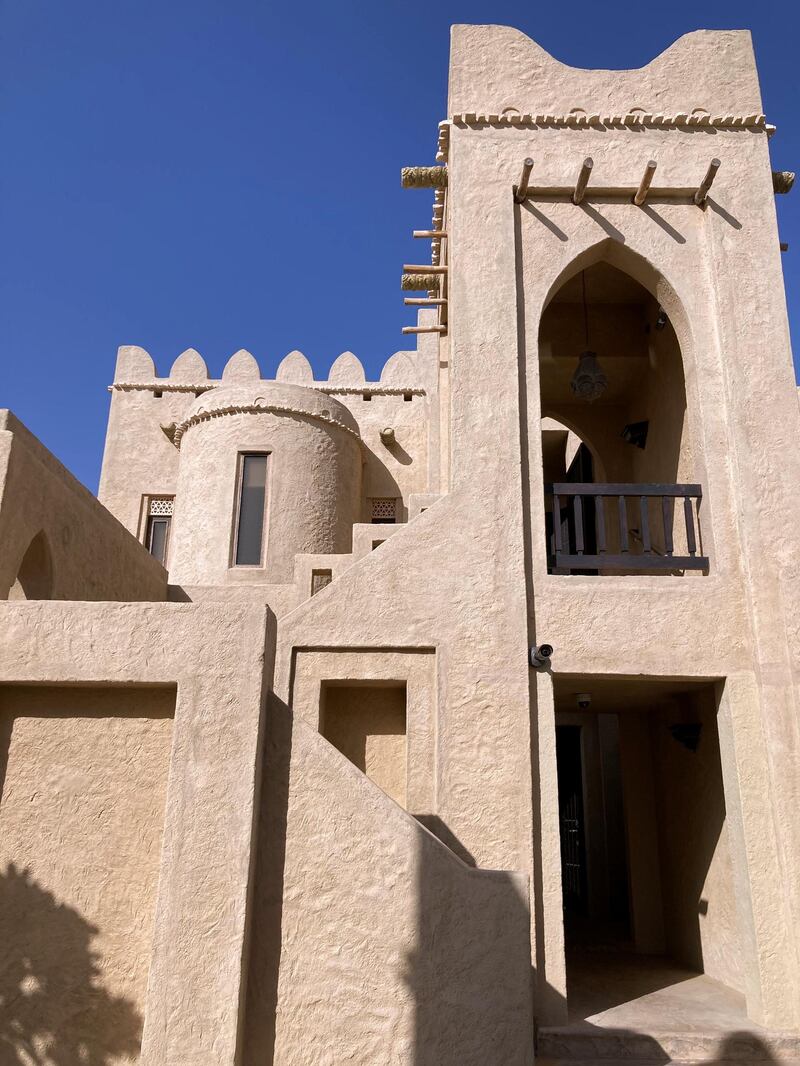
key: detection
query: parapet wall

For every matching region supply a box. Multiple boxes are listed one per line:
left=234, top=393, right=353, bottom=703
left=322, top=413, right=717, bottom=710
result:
left=0, top=410, right=167, bottom=602
left=448, top=26, right=763, bottom=121
left=99, top=341, right=439, bottom=545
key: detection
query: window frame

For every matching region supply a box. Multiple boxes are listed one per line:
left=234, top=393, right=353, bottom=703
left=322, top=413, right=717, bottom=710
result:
left=142, top=496, right=174, bottom=566
left=231, top=452, right=270, bottom=568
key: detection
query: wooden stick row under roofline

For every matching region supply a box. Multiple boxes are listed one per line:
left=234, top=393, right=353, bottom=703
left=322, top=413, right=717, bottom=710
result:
left=634, top=160, right=657, bottom=205
left=515, top=155, right=722, bottom=205
left=573, top=158, right=593, bottom=204
left=514, top=158, right=534, bottom=203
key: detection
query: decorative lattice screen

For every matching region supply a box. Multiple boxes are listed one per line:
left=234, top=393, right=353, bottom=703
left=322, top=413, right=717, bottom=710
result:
left=148, top=497, right=174, bottom=516
left=370, top=498, right=397, bottom=522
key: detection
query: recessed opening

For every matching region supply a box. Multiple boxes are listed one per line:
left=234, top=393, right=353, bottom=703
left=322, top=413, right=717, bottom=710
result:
left=144, top=497, right=174, bottom=566
left=403, top=392, right=413, bottom=402
left=540, top=259, right=703, bottom=576
left=8, top=531, right=53, bottom=600
left=552, top=676, right=740, bottom=1029
left=363, top=392, right=372, bottom=401
left=153, top=389, right=163, bottom=399
left=311, top=569, right=332, bottom=596
left=233, top=454, right=268, bottom=567
left=371, top=540, right=385, bottom=551
left=320, top=681, right=407, bottom=806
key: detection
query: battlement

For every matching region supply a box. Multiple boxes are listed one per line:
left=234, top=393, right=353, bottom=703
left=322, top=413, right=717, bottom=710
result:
left=110, top=344, right=428, bottom=395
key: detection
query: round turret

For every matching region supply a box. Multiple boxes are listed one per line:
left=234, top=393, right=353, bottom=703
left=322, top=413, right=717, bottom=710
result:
left=168, top=381, right=362, bottom=586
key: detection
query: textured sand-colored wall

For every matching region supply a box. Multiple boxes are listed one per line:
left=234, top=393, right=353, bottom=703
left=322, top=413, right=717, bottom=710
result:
left=243, top=705, right=533, bottom=1066
left=0, top=411, right=166, bottom=602
left=0, top=684, right=174, bottom=1063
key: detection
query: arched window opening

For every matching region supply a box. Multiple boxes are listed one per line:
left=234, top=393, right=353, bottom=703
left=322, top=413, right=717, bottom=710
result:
left=8, top=532, right=54, bottom=600
left=539, top=260, right=706, bottom=575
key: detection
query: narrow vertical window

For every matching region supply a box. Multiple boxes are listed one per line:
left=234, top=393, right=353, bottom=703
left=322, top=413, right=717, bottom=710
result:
left=235, top=454, right=268, bottom=566
left=145, top=497, right=173, bottom=565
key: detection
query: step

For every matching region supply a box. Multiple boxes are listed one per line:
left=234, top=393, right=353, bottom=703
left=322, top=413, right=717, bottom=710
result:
left=537, top=1026, right=800, bottom=1064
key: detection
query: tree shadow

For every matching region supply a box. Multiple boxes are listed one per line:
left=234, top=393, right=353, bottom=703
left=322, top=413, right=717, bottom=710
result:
left=0, top=863, right=142, bottom=1065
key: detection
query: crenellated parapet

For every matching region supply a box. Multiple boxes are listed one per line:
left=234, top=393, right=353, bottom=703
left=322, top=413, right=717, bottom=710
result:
left=109, top=344, right=429, bottom=396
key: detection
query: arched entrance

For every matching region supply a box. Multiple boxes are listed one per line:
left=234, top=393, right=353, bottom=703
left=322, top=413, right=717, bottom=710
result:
left=8, top=532, right=54, bottom=600
left=538, top=258, right=707, bottom=575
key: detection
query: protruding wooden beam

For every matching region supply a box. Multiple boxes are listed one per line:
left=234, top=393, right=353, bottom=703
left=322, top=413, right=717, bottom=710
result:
left=404, top=297, right=448, bottom=305
left=413, top=230, right=448, bottom=238
left=573, top=157, right=594, bottom=204
left=634, top=161, right=657, bottom=206
left=401, top=166, right=448, bottom=189
left=402, top=325, right=446, bottom=334
left=402, top=264, right=448, bottom=274
left=514, top=158, right=534, bottom=203
left=773, top=170, right=796, bottom=194
left=694, top=158, right=721, bottom=205
left=402, top=274, right=441, bottom=291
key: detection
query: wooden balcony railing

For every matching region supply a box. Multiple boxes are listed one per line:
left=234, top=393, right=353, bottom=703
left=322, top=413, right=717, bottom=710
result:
left=545, top=483, right=708, bottom=573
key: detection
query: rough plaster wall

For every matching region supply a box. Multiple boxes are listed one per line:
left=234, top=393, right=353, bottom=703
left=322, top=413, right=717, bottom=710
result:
left=334, top=393, right=431, bottom=519
left=628, top=321, right=689, bottom=486
left=322, top=684, right=407, bottom=807
left=465, top=64, right=799, bottom=1015
left=0, top=685, right=174, bottom=1063
left=99, top=388, right=195, bottom=534
left=0, top=600, right=274, bottom=1064
left=169, top=409, right=361, bottom=586
left=243, top=705, right=533, bottom=1066
left=0, top=411, right=167, bottom=602
left=447, top=26, right=762, bottom=117
left=653, top=694, right=744, bottom=994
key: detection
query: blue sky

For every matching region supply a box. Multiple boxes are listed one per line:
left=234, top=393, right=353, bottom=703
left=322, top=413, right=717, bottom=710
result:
left=1, top=0, right=798, bottom=490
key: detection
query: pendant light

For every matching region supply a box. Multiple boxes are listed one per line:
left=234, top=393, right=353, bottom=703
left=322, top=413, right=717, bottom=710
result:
left=570, top=270, right=608, bottom=403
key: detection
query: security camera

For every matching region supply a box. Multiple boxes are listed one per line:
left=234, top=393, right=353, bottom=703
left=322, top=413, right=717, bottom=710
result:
left=529, top=644, right=553, bottom=670
left=576, top=692, right=592, bottom=709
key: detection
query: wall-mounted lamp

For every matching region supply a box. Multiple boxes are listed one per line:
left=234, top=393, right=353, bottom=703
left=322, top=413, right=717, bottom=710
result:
left=621, top=420, right=649, bottom=449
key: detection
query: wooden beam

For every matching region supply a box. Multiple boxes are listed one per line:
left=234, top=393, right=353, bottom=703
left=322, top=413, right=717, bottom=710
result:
left=694, top=158, right=721, bottom=205
left=514, top=157, right=534, bottom=203
left=634, top=160, right=657, bottom=205
left=402, top=264, right=448, bottom=274
left=402, top=325, right=446, bottom=334
left=573, top=157, right=593, bottom=204
left=404, top=297, right=448, bottom=305
left=413, top=230, right=448, bottom=238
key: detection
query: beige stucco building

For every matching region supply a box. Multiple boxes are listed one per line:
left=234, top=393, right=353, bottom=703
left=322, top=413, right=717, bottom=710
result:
left=2, top=24, right=800, bottom=1066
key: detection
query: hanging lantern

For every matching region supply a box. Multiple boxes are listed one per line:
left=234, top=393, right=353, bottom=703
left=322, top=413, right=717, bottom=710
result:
left=571, top=351, right=607, bottom=402
left=570, top=270, right=608, bottom=403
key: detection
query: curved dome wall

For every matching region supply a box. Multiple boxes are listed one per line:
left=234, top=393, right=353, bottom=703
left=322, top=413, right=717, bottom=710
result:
left=168, top=382, right=362, bottom=587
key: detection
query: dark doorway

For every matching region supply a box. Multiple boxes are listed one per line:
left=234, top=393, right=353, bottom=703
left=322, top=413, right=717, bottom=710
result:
left=556, top=725, right=587, bottom=917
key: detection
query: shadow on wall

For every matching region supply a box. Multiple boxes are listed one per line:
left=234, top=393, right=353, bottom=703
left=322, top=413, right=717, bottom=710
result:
left=243, top=695, right=536, bottom=1066
left=0, top=863, right=142, bottom=1064
left=404, top=827, right=532, bottom=1066
left=7, top=531, right=53, bottom=600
